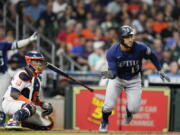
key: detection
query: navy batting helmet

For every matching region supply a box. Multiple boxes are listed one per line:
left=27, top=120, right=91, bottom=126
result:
left=119, top=25, right=135, bottom=39
left=25, top=51, right=45, bottom=73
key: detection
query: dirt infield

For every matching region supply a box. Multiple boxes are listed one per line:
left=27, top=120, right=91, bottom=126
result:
left=0, top=129, right=180, bottom=135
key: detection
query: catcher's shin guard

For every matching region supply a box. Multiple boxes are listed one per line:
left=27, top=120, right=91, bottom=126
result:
left=12, top=103, right=36, bottom=122
left=22, top=110, right=53, bottom=130
left=13, top=109, right=30, bottom=122
left=22, top=116, right=53, bottom=130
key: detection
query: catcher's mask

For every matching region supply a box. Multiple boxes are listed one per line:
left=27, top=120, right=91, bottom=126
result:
left=25, top=51, right=46, bottom=73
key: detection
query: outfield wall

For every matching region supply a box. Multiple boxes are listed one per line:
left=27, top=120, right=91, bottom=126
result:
left=65, top=86, right=170, bottom=132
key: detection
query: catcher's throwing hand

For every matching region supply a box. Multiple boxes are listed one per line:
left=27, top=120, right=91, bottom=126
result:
left=29, top=32, right=38, bottom=42
left=159, top=71, right=170, bottom=82
left=40, top=102, right=53, bottom=117
left=101, top=70, right=115, bottom=79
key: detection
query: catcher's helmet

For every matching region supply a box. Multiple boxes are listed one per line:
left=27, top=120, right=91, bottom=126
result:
left=25, top=51, right=45, bottom=73
left=119, top=25, right=135, bottom=39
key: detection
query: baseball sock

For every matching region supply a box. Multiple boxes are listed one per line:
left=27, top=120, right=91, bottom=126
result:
left=102, top=111, right=112, bottom=123
left=126, top=107, right=132, bottom=117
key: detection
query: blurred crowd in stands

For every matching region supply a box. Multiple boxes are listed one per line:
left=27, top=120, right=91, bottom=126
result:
left=0, top=0, right=180, bottom=77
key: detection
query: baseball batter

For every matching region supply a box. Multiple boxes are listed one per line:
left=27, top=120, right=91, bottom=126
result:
left=0, top=32, right=38, bottom=126
left=2, top=51, right=53, bottom=130
left=99, top=25, right=170, bottom=133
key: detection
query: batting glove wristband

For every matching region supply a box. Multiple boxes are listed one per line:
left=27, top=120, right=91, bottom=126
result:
left=159, top=71, right=170, bottom=82
left=40, top=102, right=53, bottom=117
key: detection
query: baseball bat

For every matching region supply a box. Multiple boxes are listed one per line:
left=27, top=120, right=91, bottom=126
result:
left=46, top=62, right=94, bottom=92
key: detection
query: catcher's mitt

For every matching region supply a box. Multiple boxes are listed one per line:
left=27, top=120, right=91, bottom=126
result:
left=40, top=102, right=53, bottom=117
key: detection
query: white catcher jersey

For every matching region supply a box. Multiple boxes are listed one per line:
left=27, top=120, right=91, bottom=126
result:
left=3, top=69, right=41, bottom=101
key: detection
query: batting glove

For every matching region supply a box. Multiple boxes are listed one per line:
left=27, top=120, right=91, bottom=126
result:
left=159, top=71, right=170, bottom=82
left=40, top=102, right=53, bottom=117
left=29, top=32, right=38, bottom=42
left=101, top=70, right=115, bottom=79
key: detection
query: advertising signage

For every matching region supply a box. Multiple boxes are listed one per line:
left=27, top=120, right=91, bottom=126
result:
left=73, top=87, right=170, bottom=132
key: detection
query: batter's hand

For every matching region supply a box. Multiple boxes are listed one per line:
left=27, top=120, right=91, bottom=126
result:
left=40, top=102, right=53, bottom=117
left=159, top=71, right=170, bottom=82
left=29, top=32, right=38, bottom=42
left=101, top=70, right=115, bottom=79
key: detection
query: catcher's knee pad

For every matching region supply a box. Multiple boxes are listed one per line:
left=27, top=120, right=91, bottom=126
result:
left=21, top=103, right=36, bottom=116
left=13, top=109, right=30, bottom=121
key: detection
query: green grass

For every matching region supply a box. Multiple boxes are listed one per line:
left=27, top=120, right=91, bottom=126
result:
left=0, top=132, right=139, bottom=135
left=0, top=132, right=177, bottom=135
left=0, top=130, right=175, bottom=135
left=0, top=133, right=58, bottom=135
left=0, top=133, right=110, bottom=135
left=0, top=133, right=90, bottom=135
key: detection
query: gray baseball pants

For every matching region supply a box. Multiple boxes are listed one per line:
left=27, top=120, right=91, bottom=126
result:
left=103, top=74, right=142, bottom=114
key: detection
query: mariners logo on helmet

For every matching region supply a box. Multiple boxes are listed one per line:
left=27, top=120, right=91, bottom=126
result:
left=119, top=25, right=136, bottom=38
left=25, top=51, right=46, bottom=73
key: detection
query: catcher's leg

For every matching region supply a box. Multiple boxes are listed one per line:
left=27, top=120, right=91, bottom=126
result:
left=22, top=110, right=53, bottom=130
left=4, top=102, right=36, bottom=129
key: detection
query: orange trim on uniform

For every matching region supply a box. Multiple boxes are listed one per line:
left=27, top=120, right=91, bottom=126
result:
left=25, top=56, right=44, bottom=60
left=18, top=95, right=31, bottom=104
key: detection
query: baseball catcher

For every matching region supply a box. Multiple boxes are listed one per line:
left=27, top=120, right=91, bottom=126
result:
left=0, top=32, right=38, bottom=126
left=2, top=51, right=53, bottom=130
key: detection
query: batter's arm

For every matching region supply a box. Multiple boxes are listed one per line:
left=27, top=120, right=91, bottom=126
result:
left=148, top=51, right=161, bottom=71
left=144, top=46, right=170, bottom=82
left=142, top=45, right=161, bottom=71
left=106, top=50, right=118, bottom=78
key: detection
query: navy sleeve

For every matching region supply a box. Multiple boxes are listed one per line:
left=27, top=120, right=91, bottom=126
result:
left=143, top=44, right=162, bottom=71
left=11, top=87, right=20, bottom=93
left=11, top=87, right=21, bottom=95
left=106, top=49, right=118, bottom=77
left=148, top=51, right=161, bottom=71
left=0, top=42, right=12, bottom=51
left=19, top=72, right=31, bottom=81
